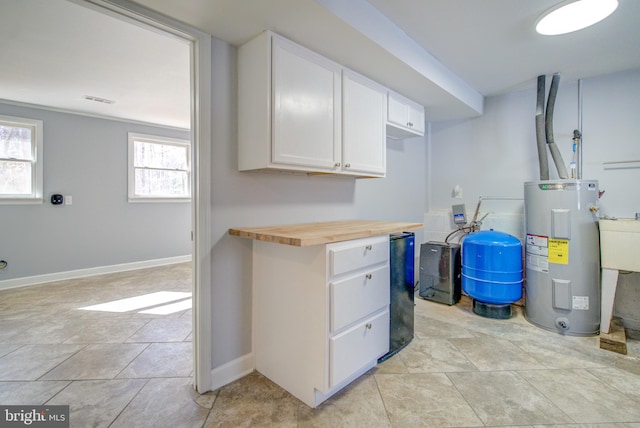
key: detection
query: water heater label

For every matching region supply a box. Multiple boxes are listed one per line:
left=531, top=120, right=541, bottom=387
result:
left=572, top=295, right=589, bottom=310
left=526, top=234, right=549, bottom=272
left=526, top=253, right=548, bottom=272
left=526, top=234, right=548, bottom=248
left=548, top=239, right=569, bottom=264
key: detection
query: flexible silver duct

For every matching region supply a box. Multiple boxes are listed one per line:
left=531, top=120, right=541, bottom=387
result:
left=536, top=75, right=550, bottom=180
left=545, top=74, right=569, bottom=179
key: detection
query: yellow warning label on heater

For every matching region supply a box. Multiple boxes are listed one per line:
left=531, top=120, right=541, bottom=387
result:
left=548, top=239, right=569, bottom=264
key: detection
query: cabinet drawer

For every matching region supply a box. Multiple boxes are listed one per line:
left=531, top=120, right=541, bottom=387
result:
left=329, top=238, right=389, bottom=276
left=330, top=265, right=389, bottom=332
left=329, top=309, right=389, bottom=388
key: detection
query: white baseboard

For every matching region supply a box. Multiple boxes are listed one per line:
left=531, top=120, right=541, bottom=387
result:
left=210, top=353, right=255, bottom=391
left=0, top=255, right=192, bottom=291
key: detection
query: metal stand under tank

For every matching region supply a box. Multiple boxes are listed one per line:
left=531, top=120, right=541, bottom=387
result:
left=472, top=300, right=513, bottom=319
left=524, top=180, right=600, bottom=336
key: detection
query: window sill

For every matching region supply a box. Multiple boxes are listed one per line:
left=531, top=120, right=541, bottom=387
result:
left=0, top=198, right=43, bottom=205
left=128, top=197, right=191, bottom=204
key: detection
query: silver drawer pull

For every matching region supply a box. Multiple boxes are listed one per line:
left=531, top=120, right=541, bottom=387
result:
left=365, top=245, right=372, bottom=251
left=365, top=323, right=372, bottom=330
left=365, top=274, right=372, bottom=280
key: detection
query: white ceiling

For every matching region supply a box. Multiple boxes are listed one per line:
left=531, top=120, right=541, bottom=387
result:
left=0, top=0, right=191, bottom=128
left=1, top=0, right=639, bottom=128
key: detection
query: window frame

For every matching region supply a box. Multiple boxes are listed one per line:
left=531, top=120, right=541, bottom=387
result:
left=127, top=132, right=191, bottom=203
left=0, top=115, right=44, bottom=205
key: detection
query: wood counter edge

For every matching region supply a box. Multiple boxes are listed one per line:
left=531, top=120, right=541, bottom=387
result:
left=228, top=221, right=423, bottom=247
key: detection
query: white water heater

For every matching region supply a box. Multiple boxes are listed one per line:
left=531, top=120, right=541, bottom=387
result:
left=524, top=180, right=600, bottom=336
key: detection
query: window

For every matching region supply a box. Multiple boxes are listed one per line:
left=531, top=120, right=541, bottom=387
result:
left=128, top=133, right=191, bottom=202
left=0, top=115, right=44, bottom=204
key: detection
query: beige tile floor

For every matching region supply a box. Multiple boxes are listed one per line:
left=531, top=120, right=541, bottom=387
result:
left=1, top=262, right=639, bottom=427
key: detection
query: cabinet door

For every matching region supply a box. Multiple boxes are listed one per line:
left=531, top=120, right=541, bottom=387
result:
left=387, top=92, right=409, bottom=129
left=272, top=36, right=341, bottom=170
left=408, top=103, right=425, bottom=134
left=342, top=70, right=386, bottom=176
left=386, top=91, right=425, bottom=139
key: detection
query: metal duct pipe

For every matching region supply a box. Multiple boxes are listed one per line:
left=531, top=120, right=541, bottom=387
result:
left=572, top=129, right=582, bottom=179
left=536, top=75, right=550, bottom=180
left=545, top=74, right=569, bottom=179
left=577, top=79, right=583, bottom=179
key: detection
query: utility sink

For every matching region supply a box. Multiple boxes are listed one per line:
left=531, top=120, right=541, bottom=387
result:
left=599, top=218, right=640, bottom=271
left=599, top=218, right=640, bottom=334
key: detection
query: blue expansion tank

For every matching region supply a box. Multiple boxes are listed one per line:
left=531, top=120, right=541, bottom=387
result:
left=462, top=230, right=523, bottom=304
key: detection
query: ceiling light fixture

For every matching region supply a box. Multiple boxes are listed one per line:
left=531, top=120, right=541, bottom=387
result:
left=84, top=95, right=115, bottom=104
left=536, top=0, right=619, bottom=36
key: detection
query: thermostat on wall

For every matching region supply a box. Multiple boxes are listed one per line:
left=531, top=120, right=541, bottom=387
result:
left=51, top=194, right=64, bottom=205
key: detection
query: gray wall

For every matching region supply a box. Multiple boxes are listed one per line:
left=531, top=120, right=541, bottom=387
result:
left=208, top=38, right=427, bottom=369
left=429, top=68, right=640, bottom=331
left=0, top=103, right=192, bottom=281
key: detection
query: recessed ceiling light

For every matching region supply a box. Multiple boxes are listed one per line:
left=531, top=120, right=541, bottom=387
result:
left=84, top=95, right=115, bottom=104
left=536, top=0, right=619, bottom=36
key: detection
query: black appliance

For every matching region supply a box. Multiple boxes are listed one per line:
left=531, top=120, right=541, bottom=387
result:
left=378, top=232, right=415, bottom=363
left=419, top=241, right=461, bottom=305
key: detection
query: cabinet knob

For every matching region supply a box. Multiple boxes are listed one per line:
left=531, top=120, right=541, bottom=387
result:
left=365, top=323, right=372, bottom=330
left=344, top=163, right=351, bottom=168
left=365, top=244, right=372, bottom=251
left=407, top=122, right=413, bottom=127
left=334, top=162, right=341, bottom=167
left=366, top=273, right=372, bottom=280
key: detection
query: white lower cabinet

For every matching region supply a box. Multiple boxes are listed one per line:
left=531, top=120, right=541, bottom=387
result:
left=252, top=236, right=390, bottom=407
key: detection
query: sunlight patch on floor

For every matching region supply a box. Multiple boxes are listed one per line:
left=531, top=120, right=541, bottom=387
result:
left=139, top=298, right=193, bottom=315
left=78, top=291, right=192, bottom=313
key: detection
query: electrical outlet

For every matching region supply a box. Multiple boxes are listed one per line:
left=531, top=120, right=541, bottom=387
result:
left=65, top=195, right=73, bottom=205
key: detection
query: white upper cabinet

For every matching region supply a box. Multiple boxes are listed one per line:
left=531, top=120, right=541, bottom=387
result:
left=271, top=36, right=342, bottom=170
left=386, top=90, right=425, bottom=139
left=341, top=70, right=386, bottom=177
left=238, top=31, right=386, bottom=178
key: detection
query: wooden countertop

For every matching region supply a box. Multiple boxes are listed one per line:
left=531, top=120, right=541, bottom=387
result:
left=229, top=220, right=423, bottom=247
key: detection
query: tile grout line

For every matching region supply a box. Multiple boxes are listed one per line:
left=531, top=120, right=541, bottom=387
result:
left=106, top=377, right=152, bottom=428
left=33, top=344, right=90, bottom=382
left=112, top=343, right=153, bottom=380
left=512, top=369, right=577, bottom=424
left=371, top=373, right=395, bottom=427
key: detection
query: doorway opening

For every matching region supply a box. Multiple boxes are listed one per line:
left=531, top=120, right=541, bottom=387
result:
left=82, top=0, right=213, bottom=393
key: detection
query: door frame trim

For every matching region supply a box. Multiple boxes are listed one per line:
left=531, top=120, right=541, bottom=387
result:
left=78, top=0, right=214, bottom=392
